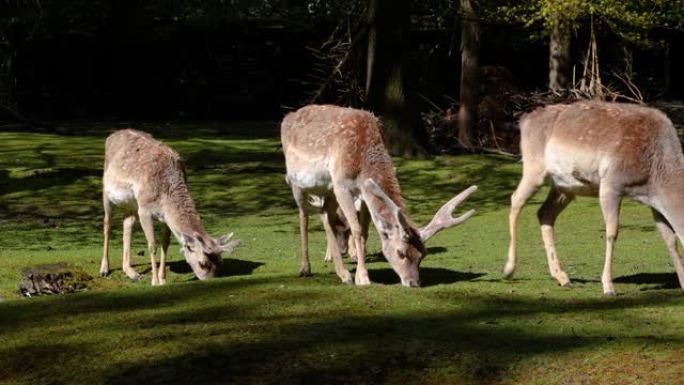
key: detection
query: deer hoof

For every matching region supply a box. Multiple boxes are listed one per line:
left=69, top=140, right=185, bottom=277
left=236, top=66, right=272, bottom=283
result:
left=502, top=263, right=515, bottom=279
left=355, top=275, right=371, bottom=285
left=299, top=270, right=312, bottom=278
left=340, top=270, right=353, bottom=285
left=99, top=271, right=109, bottom=277
left=604, top=290, right=616, bottom=297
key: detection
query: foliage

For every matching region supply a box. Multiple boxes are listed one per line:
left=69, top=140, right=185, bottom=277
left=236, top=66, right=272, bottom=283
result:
left=0, top=0, right=42, bottom=44
left=487, top=0, right=684, bottom=46
left=1, top=122, right=683, bottom=383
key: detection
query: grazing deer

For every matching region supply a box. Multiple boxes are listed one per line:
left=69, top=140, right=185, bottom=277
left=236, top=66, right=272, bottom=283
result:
left=101, top=129, right=239, bottom=285
left=281, top=105, right=477, bottom=287
left=505, top=101, right=684, bottom=295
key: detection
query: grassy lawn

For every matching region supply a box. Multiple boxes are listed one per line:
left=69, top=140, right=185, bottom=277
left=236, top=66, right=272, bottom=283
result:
left=0, top=122, right=683, bottom=385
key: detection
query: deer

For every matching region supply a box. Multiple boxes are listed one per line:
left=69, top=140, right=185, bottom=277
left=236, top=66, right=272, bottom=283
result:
left=281, top=104, right=477, bottom=287
left=504, top=101, right=684, bottom=295
left=101, top=129, right=240, bottom=286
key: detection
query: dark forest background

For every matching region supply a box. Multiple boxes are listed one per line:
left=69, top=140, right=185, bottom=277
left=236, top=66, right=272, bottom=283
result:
left=1, top=0, right=683, bottom=155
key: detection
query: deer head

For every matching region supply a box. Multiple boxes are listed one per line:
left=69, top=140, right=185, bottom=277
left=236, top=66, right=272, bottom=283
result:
left=181, top=232, right=241, bottom=280
left=362, top=179, right=477, bottom=287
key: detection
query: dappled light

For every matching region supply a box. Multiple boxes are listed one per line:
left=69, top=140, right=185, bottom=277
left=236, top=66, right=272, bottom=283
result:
left=2, top=0, right=683, bottom=380
left=1, top=123, right=683, bottom=384
left=0, top=278, right=682, bottom=384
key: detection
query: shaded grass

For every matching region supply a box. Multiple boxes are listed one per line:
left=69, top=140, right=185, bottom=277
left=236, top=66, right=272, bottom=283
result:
left=0, top=122, right=683, bottom=384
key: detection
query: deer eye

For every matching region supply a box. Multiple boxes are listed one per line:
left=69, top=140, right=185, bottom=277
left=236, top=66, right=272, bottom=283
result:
left=396, top=249, right=406, bottom=259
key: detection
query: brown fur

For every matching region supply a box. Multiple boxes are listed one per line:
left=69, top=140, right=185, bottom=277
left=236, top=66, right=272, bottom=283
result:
left=506, top=101, right=684, bottom=294
left=101, top=129, right=238, bottom=285
left=282, top=105, right=476, bottom=287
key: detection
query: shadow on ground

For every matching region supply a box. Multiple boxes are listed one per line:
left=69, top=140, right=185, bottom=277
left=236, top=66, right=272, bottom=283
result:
left=168, top=258, right=264, bottom=278
left=1, top=277, right=682, bottom=384
left=615, top=272, right=680, bottom=289
left=367, top=267, right=485, bottom=287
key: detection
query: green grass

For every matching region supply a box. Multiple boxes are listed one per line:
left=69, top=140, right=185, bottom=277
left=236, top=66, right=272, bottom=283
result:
left=0, top=122, right=682, bottom=385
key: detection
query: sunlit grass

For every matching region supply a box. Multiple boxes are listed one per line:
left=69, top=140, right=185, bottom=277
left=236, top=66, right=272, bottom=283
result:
left=0, top=122, right=682, bottom=384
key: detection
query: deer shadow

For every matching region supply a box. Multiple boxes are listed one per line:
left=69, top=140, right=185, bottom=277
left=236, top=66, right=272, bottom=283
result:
left=351, top=246, right=453, bottom=266
left=168, top=258, right=264, bottom=278
left=614, top=273, right=680, bottom=290
left=366, top=267, right=485, bottom=287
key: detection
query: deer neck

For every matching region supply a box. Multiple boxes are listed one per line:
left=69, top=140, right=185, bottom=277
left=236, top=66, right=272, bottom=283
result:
left=361, top=147, right=406, bottom=213
left=161, top=187, right=208, bottom=243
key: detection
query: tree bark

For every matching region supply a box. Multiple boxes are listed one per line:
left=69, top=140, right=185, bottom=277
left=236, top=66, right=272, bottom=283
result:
left=664, top=42, right=671, bottom=96
left=0, top=40, right=17, bottom=112
left=457, top=0, right=479, bottom=148
left=365, top=0, right=427, bottom=157
left=548, top=13, right=571, bottom=91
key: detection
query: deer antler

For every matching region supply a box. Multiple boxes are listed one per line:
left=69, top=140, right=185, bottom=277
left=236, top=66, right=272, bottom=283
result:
left=419, top=185, right=477, bottom=242
left=217, top=233, right=241, bottom=253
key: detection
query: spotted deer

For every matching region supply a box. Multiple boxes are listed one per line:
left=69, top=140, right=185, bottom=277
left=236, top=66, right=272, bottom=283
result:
left=101, top=129, right=239, bottom=285
left=505, top=101, right=684, bottom=295
left=281, top=105, right=477, bottom=287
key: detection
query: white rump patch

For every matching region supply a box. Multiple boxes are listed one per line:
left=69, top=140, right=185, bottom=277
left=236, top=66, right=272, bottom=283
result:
left=105, top=185, right=137, bottom=208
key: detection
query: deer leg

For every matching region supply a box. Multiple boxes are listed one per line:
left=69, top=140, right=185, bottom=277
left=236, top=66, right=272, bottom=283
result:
left=652, top=209, right=684, bottom=289
left=335, top=188, right=369, bottom=285
left=323, top=214, right=332, bottom=262
left=322, top=207, right=336, bottom=263
left=599, top=187, right=622, bottom=296
left=537, top=188, right=573, bottom=287
left=322, top=197, right=353, bottom=284
left=291, top=186, right=312, bottom=277
left=100, top=196, right=112, bottom=277
left=327, top=207, right=353, bottom=262
left=138, top=210, right=160, bottom=286
left=297, top=209, right=312, bottom=276
left=505, top=167, right=545, bottom=278
left=348, top=202, right=369, bottom=263
left=158, top=224, right=171, bottom=285
left=121, top=215, right=141, bottom=280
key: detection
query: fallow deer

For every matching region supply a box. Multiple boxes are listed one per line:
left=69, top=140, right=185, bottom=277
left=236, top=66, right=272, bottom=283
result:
left=505, top=101, right=684, bottom=295
left=101, top=129, right=239, bottom=285
left=281, top=105, right=477, bottom=287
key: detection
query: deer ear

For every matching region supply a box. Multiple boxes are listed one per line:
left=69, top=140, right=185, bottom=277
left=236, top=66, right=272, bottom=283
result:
left=193, top=233, right=218, bottom=254
left=362, top=178, right=404, bottom=238
left=181, top=233, right=195, bottom=246
left=216, top=233, right=241, bottom=254
left=180, top=233, right=196, bottom=253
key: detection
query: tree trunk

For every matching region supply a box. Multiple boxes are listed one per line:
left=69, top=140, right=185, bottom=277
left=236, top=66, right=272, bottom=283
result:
left=664, top=42, right=671, bottom=96
left=457, top=0, right=479, bottom=148
left=366, top=0, right=427, bottom=157
left=548, top=13, right=571, bottom=91
left=0, top=39, right=30, bottom=124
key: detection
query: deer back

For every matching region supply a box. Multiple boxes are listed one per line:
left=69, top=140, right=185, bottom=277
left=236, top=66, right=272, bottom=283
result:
left=521, top=102, right=681, bottom=192
left=281, top=105, right=403, bottom=207
left=104, top=129, right=201, bottom=227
